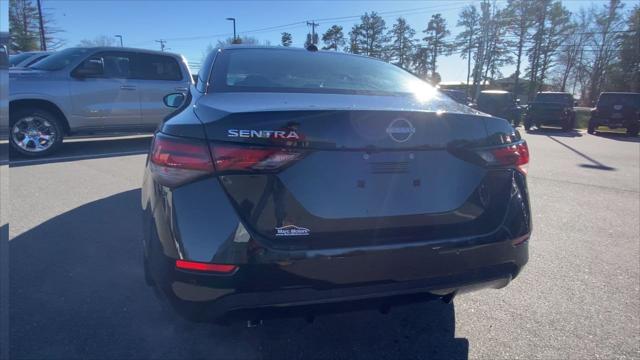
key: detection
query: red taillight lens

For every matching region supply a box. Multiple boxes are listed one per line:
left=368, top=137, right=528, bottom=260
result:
left=175, top=259, right=238, bottom=274
left=477, top=141, right=529, bottom=174
left=149, top=133, right=214, bottom=187
left=211, top=145, right=303, bottom=172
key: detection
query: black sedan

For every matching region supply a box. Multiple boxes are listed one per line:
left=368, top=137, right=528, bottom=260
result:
left=141, top=46, right=531, bottom=323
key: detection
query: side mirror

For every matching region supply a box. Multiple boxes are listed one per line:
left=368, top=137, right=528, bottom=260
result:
left=163, top=93, right=186, bottom=108
left=73, top=58, right=104, bottom=78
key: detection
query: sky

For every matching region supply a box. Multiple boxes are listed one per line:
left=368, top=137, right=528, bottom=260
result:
left=5, top=0, right=634, bottom=82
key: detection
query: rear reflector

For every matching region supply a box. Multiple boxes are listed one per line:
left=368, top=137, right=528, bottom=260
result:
left=175, top=260, right=238, bottom=274
left=211, top=145, right=303, bottom=172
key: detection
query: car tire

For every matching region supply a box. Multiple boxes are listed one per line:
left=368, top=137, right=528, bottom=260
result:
left=562, top=117, right=573, bottom=131
left=627, top=124, right=639, bottom=137
left=524, top=118, right=533, bottom=131
left=10, top=108, right=64, bottom=157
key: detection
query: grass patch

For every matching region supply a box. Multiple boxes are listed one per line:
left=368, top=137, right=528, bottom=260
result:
left=575, top=107, right=591, bottom=129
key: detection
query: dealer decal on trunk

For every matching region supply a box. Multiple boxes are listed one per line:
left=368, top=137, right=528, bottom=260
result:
left=275, top=225, right=310, bottom=237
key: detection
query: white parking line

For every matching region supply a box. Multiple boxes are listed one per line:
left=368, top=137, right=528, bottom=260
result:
left=10, top=150, right=147, bottom=166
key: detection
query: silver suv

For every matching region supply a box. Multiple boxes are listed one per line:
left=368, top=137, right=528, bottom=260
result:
left=9, top=47, right=192, bottom=156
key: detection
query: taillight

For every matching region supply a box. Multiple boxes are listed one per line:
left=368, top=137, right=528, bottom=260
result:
left=149, top=134, right=305, bottom=186
left=476, top=141, right=529, bottom=175
left=149, top=133, right=214, bottom=187
left=175, top=259, right=237, bottom=274
left=211, top=144, right=303, bottom=172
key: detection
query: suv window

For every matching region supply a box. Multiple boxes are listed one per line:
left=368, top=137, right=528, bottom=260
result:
left=478, top=93, right=513, bottom=107
left=597, top=93, right=640, bottom=107
left=136, top=54, right=182, bottom=81
left=535, top=93, right=573, bottom=105
left=75, top=51, right=135, bottom=79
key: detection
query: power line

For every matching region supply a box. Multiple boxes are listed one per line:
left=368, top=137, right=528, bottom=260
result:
left=129, top=2, right=469, bottom=46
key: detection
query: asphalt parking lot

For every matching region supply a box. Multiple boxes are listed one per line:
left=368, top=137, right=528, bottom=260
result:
left=6, top=129, right=640, bottom=359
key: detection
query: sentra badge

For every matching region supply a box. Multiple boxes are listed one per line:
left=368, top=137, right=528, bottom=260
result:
left=228, top=129, right=300, bottom=140
left=275, top=225, right=310, bottom=237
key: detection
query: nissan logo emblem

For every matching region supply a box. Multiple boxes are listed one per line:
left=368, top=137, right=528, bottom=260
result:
left=386, top=118, right=416, bottom=143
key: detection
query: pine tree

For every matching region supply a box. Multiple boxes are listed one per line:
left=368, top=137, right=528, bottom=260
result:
left=504, top=0, right=535, bottom=98
left=456, top=5, right=481, bottom=94
left=321, top=25, right=345, bottom=51
left=9, top=0, right=40, bottom=52
left=281, top=32, right=292, bottom=47
left=423, top=13, right=452, bottom=81
left=387, top=18, right=415, bottom=69
left=348, top=12, right=389, bottom=58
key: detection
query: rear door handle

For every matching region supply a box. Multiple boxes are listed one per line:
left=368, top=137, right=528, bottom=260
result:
left=175, top=87, right=188, bottom=92
left=120, top=85, right=136, bottom=90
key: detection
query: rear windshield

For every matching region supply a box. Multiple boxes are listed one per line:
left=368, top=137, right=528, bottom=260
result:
left=597, top=93, right=640, bottom=107
left=30, top=48, right=92, bottom=71
left=211, top=48, right=435, bottom=96
left=534, top=93, right=573, bottom=105
left=477, top=93, right=513, bottom=107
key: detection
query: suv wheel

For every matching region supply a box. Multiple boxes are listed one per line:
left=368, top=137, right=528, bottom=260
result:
left=10, top=108, right=64, bottom=157
left=562, top=117, right=574, bottom=131
left=627, top=123, right=639, bottom=137
left=524, top=118, right=533, bottom=131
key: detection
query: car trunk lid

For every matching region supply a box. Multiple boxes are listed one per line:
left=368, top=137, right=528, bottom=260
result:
left=194, top=93, right=512, bottom=250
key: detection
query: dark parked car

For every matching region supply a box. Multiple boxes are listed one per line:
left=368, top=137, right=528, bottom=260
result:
left=524, top=92, right=576, bottom=131
left=441, top=89, right=471, bottom=106
left=474, top=90, right=522, bottom=126
left=141, top=46, right=531, bottom=323
left=588, top=92, right=640, bottom=136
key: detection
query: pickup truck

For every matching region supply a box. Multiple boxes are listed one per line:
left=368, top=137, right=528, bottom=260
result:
left=9, top=47, right=192, bottom=156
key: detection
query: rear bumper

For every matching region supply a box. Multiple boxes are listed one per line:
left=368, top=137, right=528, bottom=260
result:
left=526, top=111, right=571, bottom=124
left=590, top=117, right=639, bottom=127
left=162, top=237, right=528, bottom=319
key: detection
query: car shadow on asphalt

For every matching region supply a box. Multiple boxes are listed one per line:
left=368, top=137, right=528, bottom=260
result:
left=592, top=131, right=640, bottom=143
left=545, top=136, right=616, bottom=171
left=524, top=127, right=583, bottom=138
left=9, top=136, right=152, bottom=167
left=9, top=189, right=469, bottom=360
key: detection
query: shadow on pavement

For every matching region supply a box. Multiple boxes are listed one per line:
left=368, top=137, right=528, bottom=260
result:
left=546, top=136, right=616, bottom=171
left=592, top=131, right=640, bottom=143
left=10, top=189, right=469, bottom=359
left=524, top=127, right=583, bottom=138
left=9, top=136, right=152, bottom=167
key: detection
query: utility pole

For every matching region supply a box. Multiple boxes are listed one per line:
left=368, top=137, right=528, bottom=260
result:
left=226, top=18, right=237, bottom=43
left=36, top=0, right=46, bottom=51
left=155, top=39, right=166, bottom=51
left=306, top=21, right=319, bottom=45
left=115, top=35, right=123, bottom=47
